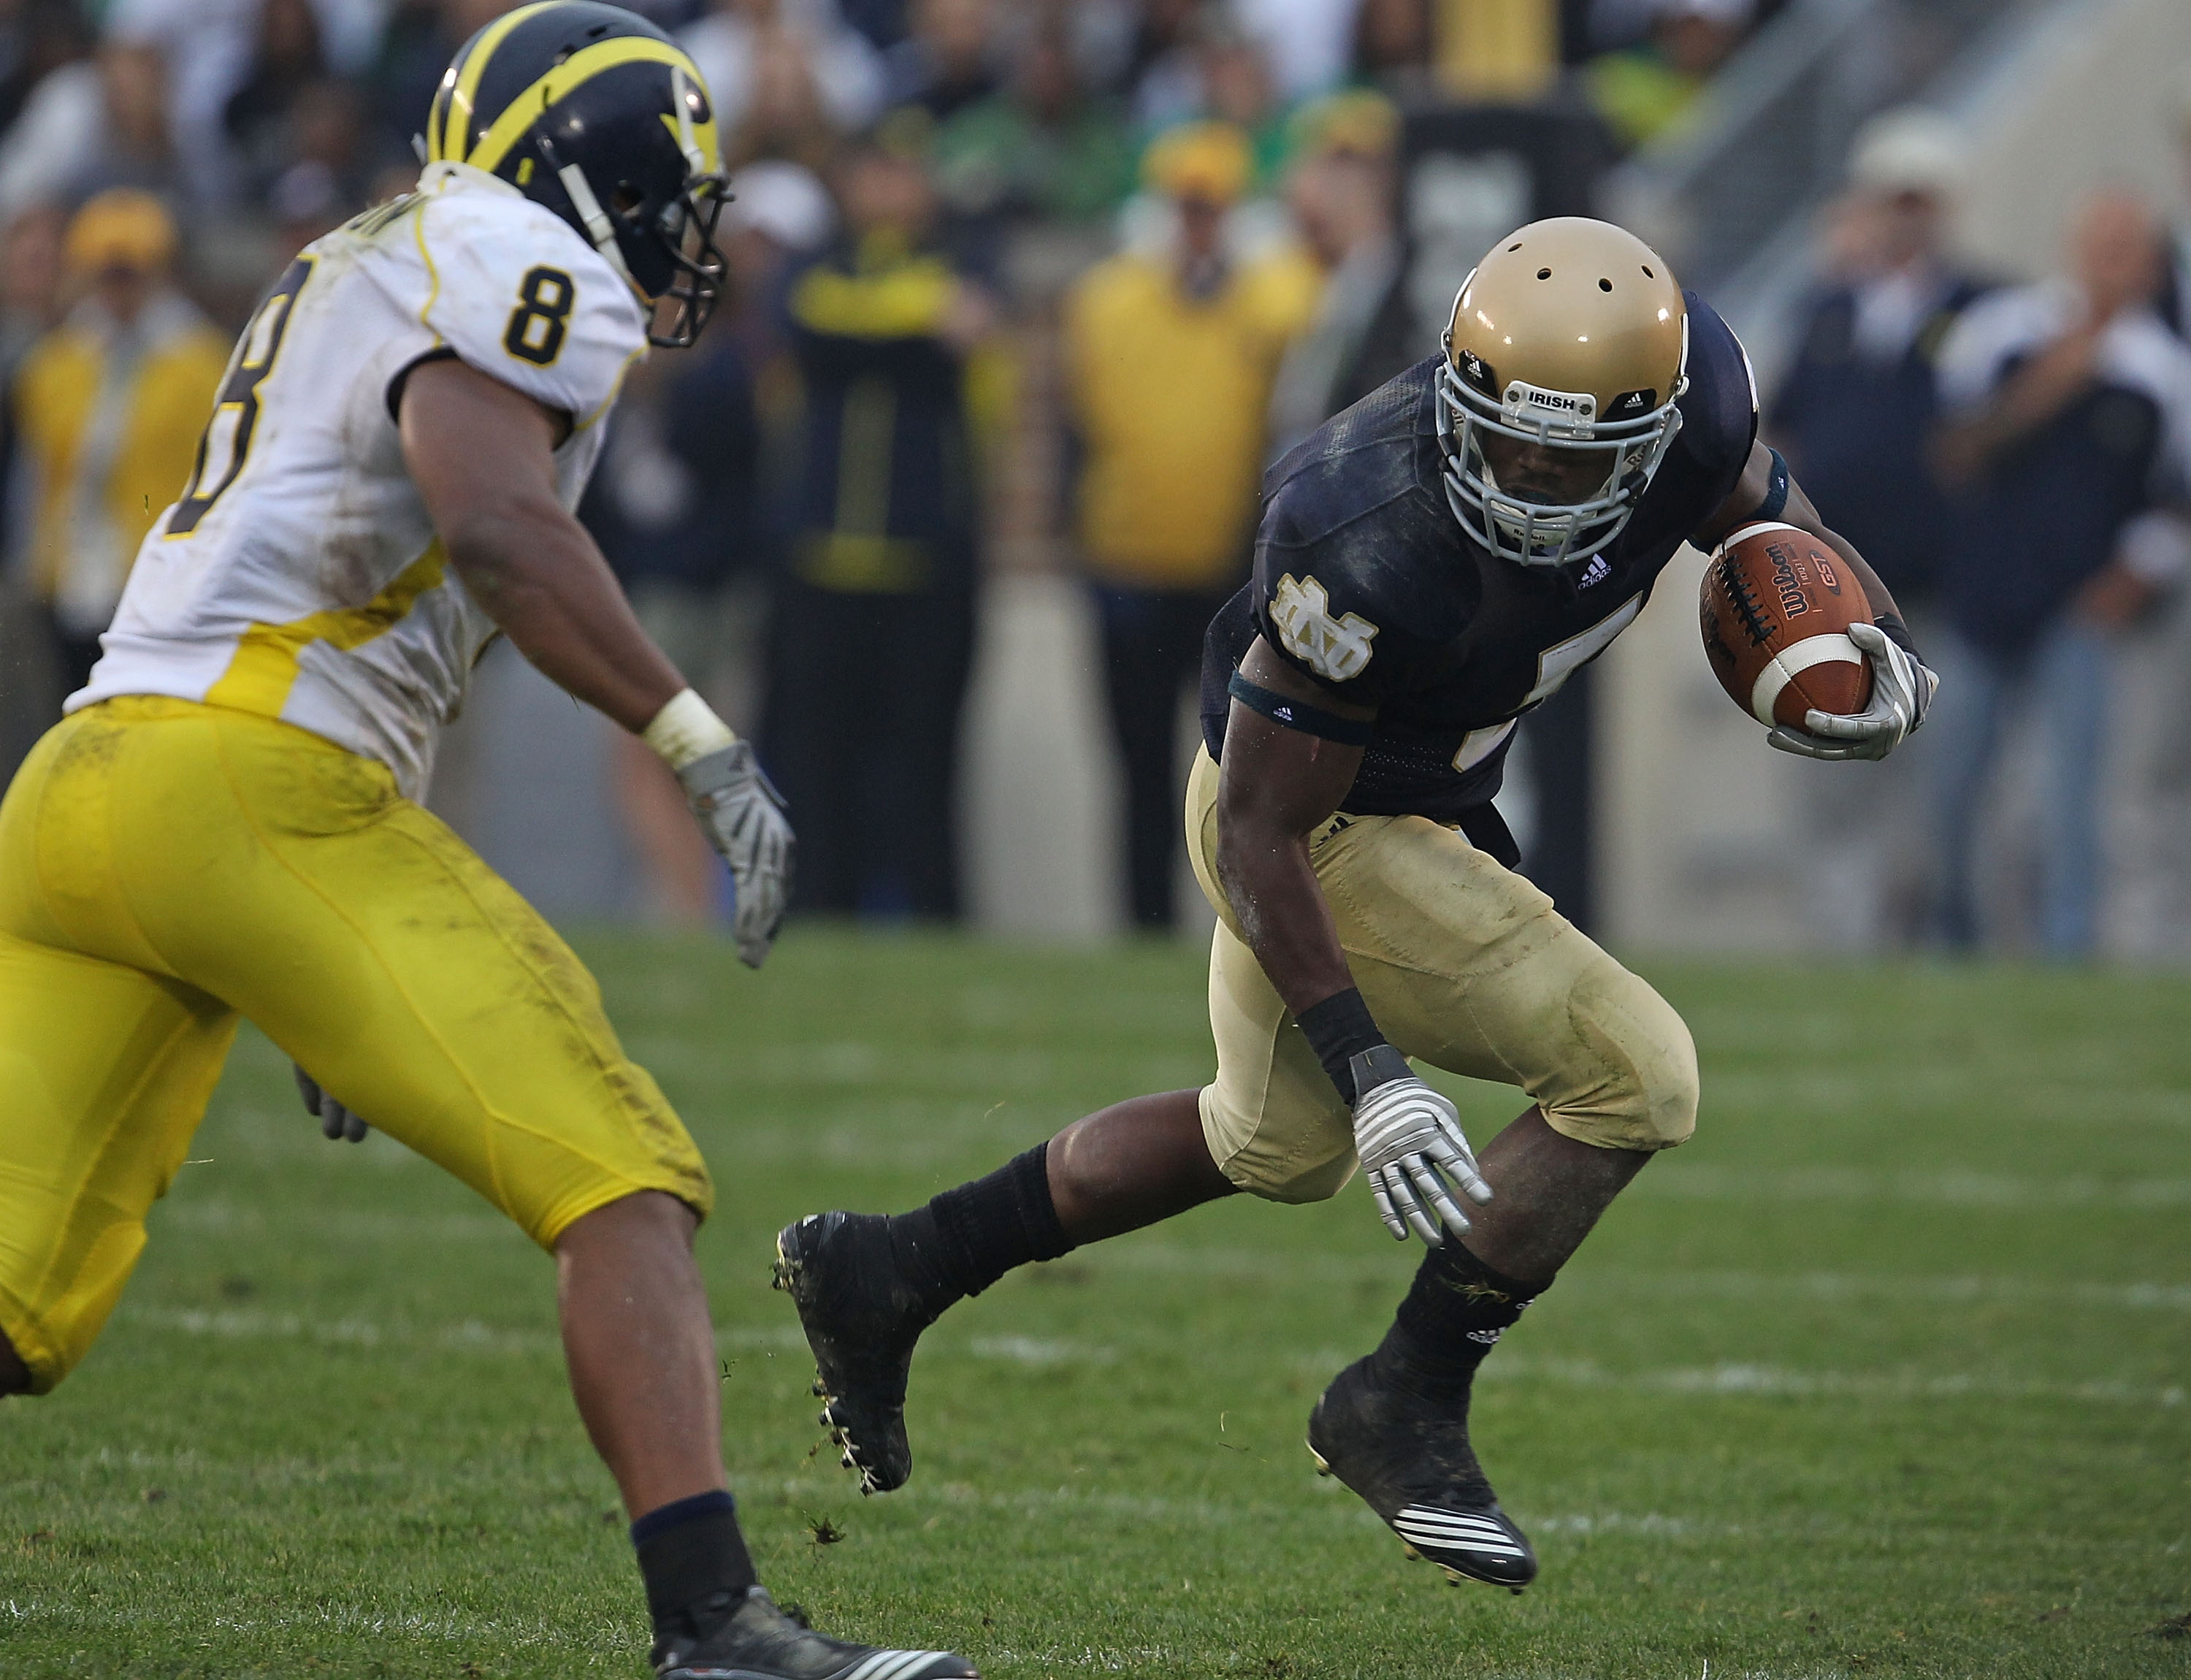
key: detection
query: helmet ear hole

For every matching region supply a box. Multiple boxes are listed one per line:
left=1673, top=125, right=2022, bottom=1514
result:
left=1536, top=267, right=1551, bottom=280
left=1599, top=278, right=1613, bottom=291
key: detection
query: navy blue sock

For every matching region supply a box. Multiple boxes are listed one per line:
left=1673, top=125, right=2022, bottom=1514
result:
left=887, top=1142, right=1071, bottom=1316
left=632, top=1489, right=757, bottom=1643
left=1381, top=1242, right=1550, bottom=1395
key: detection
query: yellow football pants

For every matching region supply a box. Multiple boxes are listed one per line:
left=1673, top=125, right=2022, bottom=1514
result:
left=1185, top=747, right=1698, bottom=1202
left=0, top=698, right=711, bottom=1394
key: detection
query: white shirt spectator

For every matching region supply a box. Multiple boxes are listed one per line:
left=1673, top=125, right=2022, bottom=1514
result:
left=0, top=61, right=102, bottom=224
left=102, top=0, right=384, bottom=208
left=1226, top=0, right=1358, bottom=102
left=1937, top=280, right=2191, bottom=498
left=678, top=0, right=883, bottom=140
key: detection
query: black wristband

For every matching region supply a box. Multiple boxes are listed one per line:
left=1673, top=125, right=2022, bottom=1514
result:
left=1873, top=609, right=1920, bottom=663
left=1296, top=987, right=1386, bottom=1102
left=1228, top=671, right=1373, bottom=745
left=1745, top=447, right=1791, bottom=525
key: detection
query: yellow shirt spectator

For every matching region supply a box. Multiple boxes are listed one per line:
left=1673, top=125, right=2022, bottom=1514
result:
left=15, top=294, right=228, bottom=624
left=1066, top=243, right=1319, bottom=589
left=12, top=189, right=229, bottom=693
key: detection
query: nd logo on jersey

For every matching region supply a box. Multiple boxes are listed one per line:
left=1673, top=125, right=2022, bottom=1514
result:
left=1271, top=573, right=1379, bottom=683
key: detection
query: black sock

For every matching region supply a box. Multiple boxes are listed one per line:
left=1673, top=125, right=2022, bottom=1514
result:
left=632, top=1490, right=757, bottom=1646
left=887, top=1142, right=1071, bottom=1319
left=1379, top=1242, right=1551, bottom=1397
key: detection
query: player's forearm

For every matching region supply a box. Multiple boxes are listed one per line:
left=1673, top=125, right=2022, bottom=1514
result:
left=1782, top=478, right=1904, bottom=625
left=1215, top=822, right=1355, bottom=1013
left=444, top=504, right=684, bottom=734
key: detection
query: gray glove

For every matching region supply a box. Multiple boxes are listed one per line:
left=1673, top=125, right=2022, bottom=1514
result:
left=677, top=741, right=795, bottom=969
left=1349, top=1045, right=1493, bottom=1247
left=295, top=1064, right=367, bottom=1143
left=1767, top=622, right=1939, bottom=763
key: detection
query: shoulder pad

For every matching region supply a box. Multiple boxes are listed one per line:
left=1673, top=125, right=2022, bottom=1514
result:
left=414, top=184, right=648, bottom=423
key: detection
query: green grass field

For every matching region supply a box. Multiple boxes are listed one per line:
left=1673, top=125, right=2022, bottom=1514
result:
left=3, top=932, right=2187, bottom=1679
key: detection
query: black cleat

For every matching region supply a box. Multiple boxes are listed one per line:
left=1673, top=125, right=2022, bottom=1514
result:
left=1307, top=1351, right=1538, bottom=1593
left=654, top=1585, right=977, bottom=1679
left=771, top=1211, right=933, bottom=1494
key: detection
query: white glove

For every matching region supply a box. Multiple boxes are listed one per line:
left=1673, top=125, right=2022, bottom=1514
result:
left=1767, top=621, right=1939, bottom=763
left=1350, top=1045, right=1493, bottom=1246
left=295, top=1064, right=367, bottom=1142
left=678, top=741, right=795, bottom=968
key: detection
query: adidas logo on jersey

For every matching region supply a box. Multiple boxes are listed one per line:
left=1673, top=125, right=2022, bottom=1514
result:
left=1578, top=556, right=1611, bottom=589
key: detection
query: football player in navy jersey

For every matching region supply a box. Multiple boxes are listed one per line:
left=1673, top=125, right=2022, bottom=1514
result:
left=775, top=219, right=1939, bottom=1592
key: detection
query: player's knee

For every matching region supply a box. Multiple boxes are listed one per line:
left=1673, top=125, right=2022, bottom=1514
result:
left=1199, top=1086, right=1359, bottom=1203
left=1542, top=963, right=1699, bottom=1151
left=552, top=1187, right=700, bottom=1256
left=1239, top=1149, right=1359, bottom=1204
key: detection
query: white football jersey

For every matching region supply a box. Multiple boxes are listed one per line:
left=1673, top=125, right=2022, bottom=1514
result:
left=74, top=161, right=648, bottom=798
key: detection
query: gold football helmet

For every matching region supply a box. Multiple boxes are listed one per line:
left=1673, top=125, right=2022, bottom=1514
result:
left=1439, top=217, right=1690, bottom=569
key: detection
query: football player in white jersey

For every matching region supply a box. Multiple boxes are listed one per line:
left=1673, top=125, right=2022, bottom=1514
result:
left=0, top=6, right=974, bottom=1677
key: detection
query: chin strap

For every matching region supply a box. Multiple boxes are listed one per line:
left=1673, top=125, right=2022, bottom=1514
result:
left=551, top=149, right=637, bottom=286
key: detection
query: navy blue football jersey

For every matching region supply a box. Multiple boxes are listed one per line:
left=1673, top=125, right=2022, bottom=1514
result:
left=1199, top=291, right=1759, bottom=822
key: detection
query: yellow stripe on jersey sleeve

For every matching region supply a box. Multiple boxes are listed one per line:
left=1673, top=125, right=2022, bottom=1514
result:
left=204, top=543, right=448, bottom=719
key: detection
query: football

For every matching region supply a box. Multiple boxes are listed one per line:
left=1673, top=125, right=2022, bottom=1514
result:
left=1699, top=520, right=1874, bottom=729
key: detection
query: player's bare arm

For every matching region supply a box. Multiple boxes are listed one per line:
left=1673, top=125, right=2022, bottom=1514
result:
left=403, top=356, right=684, bottom=732
left=1210, top=636, right=1368, bottom=1009
left=398, top=355, right=791, bottom=972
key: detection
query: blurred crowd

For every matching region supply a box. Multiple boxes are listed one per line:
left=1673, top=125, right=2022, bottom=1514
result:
left=1770, top=91, right=2191, bottom=960
left=0, top=0, right=1779, bottom=931
left=4, top=0, right=2186, bottom=961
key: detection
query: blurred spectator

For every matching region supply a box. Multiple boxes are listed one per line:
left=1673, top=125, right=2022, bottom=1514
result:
left=9, top=189, right=226, bottom=703
left=1063, top=120, right=1315, bottom=927
left=930, top=20, right=1134, bottom=225
left=1131, top=0, right=1293, bottom=180
left=1768, top=110, right=1991, bottom=952
left=1350, top=0, right=1433, bottom=95
left=1772, top=110, right=1988, bottom=610
left=0, top=3, right=90, bottom=141
left=720, top=19, right=849, bottom=172
left=586, top=160, right=833, bottom=928
left=1927, top=194, right=2191, bottom=957
left=223, top=0, right=325, bottom=190
left=363, top=0, right=511, bottom=175
left=1200, top=18, right=1290, bottom=190
left=265, top=78, right=365, bottom=253
left=1586, top=0, right=1753, bottom=151
left=225, top=0, right=365, bottom=243
left=1125, top=0, right=1201, bottom=129
left=838, top=0, right=909, bottom=53
left=1266, top=89, right=1404, bottom=459
left=2163, top=66, right=2191, bottom=341
left=1231, top=0, right=1358, bottom=103
left=582, top=345, right=769, bottom=927
left=0, top=39, right=177, bottom=224
left=883, top=0, right=998, bottom=121
left=721, top=156, right=837, bottom=359
left=765, top=121, right=995, bottom=919
left=679, top=0, right=884, bottom=142
left=0, top=200, right=62, bottom=372
left=101, top=0, right=378, bottom=209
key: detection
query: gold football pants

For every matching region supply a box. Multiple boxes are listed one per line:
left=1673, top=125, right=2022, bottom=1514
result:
left=1185, top=747, right=1697, bottom=1202
left=0, top=698, right=711, bottom=1393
